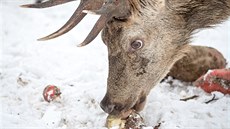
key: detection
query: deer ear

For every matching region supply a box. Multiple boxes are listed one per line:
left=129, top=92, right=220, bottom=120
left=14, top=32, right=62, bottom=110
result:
left=166, top=0, right=230, bottom=31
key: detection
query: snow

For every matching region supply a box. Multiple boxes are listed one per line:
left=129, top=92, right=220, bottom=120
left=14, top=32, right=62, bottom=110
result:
left=41, top=106, right=62, bottom=127
left=1, top=0, right=230, bottom=129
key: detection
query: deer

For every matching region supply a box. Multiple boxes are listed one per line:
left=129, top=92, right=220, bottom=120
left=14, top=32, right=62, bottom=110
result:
left=22, top=0, right=230, bottom=119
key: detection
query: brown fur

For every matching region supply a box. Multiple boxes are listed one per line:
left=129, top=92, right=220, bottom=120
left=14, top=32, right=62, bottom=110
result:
left=100, top=0, right=230, bottom=115
left=168, top=46, right=227, bottom=82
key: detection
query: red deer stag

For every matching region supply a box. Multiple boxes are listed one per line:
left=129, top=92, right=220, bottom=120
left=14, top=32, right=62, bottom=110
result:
left=22, top=0, right=229, bottom=118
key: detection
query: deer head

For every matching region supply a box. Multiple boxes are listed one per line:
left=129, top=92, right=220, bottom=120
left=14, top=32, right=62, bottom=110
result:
left=22, top=0, right=230, bottom=117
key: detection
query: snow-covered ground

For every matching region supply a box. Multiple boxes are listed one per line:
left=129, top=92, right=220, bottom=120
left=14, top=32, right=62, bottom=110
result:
left=1, top=1, right=230, bottom=129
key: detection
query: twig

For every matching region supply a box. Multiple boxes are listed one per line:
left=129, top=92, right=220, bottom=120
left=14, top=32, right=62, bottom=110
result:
left=205, top=94, right=218, bottom=104
left=180, top=95, right=199, bottom=101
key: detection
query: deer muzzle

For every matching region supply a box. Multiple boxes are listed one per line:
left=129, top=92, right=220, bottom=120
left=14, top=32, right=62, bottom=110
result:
left=100, top=92, right=147, bottom=118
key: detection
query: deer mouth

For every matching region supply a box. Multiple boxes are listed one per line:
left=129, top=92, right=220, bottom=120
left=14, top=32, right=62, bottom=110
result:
left=119, top=96, right=147, bottom=119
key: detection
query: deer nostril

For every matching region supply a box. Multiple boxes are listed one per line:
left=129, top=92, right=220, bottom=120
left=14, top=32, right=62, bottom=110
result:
left=100, top=102, right=115, bottom=114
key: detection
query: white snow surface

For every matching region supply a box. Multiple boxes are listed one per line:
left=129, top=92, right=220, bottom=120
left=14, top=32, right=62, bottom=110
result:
left=1, top=1, right=230, bottom=129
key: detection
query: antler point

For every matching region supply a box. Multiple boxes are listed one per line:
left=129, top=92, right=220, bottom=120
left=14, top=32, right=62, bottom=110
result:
left=37, top=37, right=48, bottom=41
left=20, top=5, right=30, bottom=8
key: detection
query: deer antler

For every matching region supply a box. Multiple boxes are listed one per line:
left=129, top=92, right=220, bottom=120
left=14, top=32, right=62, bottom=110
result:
left=21, top=0, right=104, bottom=46
left=79, top=0, right=131, bottom=46
left=21, top=0, right=130, bottom=46
left=20, top=0, right=76, bottom=8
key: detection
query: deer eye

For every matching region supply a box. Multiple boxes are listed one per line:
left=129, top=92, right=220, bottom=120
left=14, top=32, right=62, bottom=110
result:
left=131, top=40, right=143, bottom=50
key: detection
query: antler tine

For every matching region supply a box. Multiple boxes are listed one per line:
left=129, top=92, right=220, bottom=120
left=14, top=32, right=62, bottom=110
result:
left=36, top=0, right=104, bottom=41
left=78, top=0, right=131, bottom=46
left=77, top=15, right=107, bottom=47
left=21, top=0, right=76, bottom=8
left=38, top=7, right=86, bottom=41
